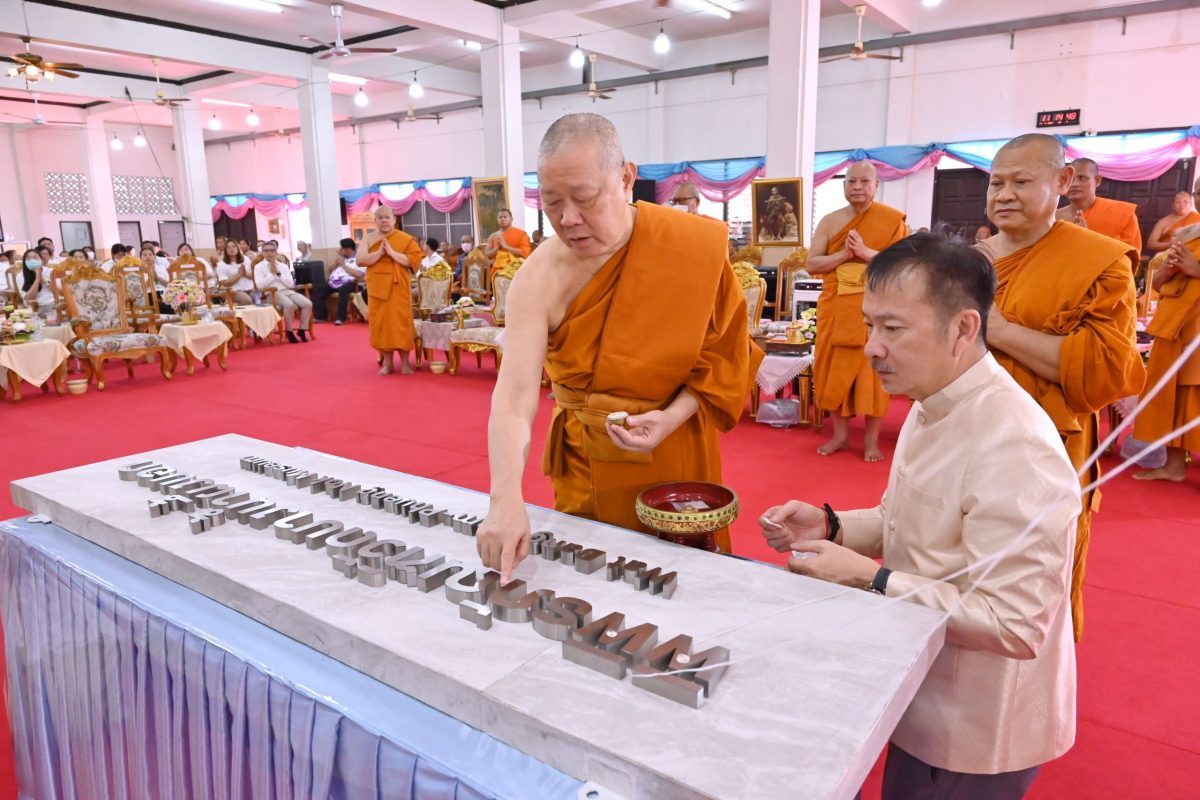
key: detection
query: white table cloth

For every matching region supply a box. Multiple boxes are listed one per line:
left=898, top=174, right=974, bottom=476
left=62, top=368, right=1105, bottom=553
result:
left=234, top=305, right=282, bottom=340
left=756, top=352, right=815, bottom=394
left=0, top=339, right=70, bottom=398
left=160, top=321, right=233, bottom=361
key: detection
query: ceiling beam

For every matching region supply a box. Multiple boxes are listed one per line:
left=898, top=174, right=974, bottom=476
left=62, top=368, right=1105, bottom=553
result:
left=0, top=0, right=311, bottom=80
left=504, top=0, right=645, bottom=26
left=517, top=16, right=661, bottom=72
left=833, top=0, right=913, bottom=35
left=335, top=56, right=482, bottom=98
left=343, top=0, right=500, bottom=43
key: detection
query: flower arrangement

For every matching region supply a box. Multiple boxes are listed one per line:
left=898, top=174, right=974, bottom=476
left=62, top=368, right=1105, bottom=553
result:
left=0, top=307, right=42, bottom=343
left=454, top=296, right=476, bottom=309
left=164, top=280, right=208, bottom=314
left=787, top=307, right=817, bottom=343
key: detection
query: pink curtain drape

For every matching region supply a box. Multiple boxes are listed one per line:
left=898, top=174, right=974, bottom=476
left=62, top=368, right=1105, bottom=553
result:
left=652, top=166, right=766, bottom=204
left=345, top=186, right=472, bottom=217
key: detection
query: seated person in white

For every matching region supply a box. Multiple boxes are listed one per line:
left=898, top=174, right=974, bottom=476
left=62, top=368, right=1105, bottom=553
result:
left=100, top=243, right=130, bottom=272
left=22, top=249, right=57, bottom=321
left=215, top=239, right=255, bottom=305
left=175, top=243, right=212, bottom=278
left=314, top=237, right=365, bottom=325
left=138, top=246, right=173, bottom=312
left=255, top=241, right=313, bottom=343
left=420, top=236, right=447, bottom=271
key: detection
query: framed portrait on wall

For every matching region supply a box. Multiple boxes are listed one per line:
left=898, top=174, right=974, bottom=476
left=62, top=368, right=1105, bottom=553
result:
left=59, top=221, right=94, bottom=253
left=751, top=178, right=804, bottom=247
left=472, top=177, right=509, bottom=242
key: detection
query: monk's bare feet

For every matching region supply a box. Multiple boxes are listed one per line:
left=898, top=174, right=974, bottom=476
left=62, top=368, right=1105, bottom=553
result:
left=1132, top=467, right=1185, bottom=482
left=399, top=361, right=414, bottom=375
left=817, top=436, right=848, bottom=456
left=378, top=362, right=393, bottom=376
left=864, top=445, right=884, bottom=463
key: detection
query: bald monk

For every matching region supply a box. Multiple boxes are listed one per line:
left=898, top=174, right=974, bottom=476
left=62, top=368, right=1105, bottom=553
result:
left=1056, top=157, right=1143, bottom=254
left=1133, top=220, right=1200, bottom=481
left=1147, top=191, right=1200, bottom=253
left=808, top=161, right=908, bottom=461
left=485, top=208, right=531, bottom=280
left=477, top=112, right=762, bottom=582
left=976, top=134, right=1145, bottom=640
left=358, top=205, right=424, bottom=375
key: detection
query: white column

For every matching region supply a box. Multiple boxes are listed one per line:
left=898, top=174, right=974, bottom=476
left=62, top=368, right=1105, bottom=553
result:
left=480, top=21, right=525, bottom=228
left=296, top=61, right=342, bottom=249
left=83, top=116, right=121, bottom=251
left=172, top=104, right=215, bottom=249
left=765, top=0, right=821, bottom=242
left=881, top=55, right=932, bottom=228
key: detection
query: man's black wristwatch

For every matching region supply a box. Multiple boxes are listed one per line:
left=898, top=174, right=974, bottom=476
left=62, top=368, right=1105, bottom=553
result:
left=867, top=567, right=892, bottom=595
left=821, top=503, right=841, bottom=542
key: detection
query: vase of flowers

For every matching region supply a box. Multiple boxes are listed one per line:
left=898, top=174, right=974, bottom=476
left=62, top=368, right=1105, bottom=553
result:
left=787, top=307, right=817, bottom=345
left=0, top=308, right=41, bottom=344
left=452, top=296, right=476, bottom=326
left=164, top=280, right=209, bottom=325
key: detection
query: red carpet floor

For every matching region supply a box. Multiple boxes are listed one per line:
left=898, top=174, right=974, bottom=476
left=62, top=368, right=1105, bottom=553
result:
left=0, top=323, right=1196, bottom=799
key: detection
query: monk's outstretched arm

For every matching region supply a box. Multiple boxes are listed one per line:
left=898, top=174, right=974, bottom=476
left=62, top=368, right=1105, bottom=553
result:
left=479, top=270, right=549, bottom=583
left=1147, top=219, right=1174, bottom=252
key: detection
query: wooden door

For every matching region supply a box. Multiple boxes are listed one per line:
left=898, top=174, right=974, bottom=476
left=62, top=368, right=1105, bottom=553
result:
left=931, top=169, right=991, bottom=239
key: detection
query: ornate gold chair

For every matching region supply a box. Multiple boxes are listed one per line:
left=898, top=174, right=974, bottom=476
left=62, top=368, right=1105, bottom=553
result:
left=169, top=258, right=239, bottom=341
left=1, top=265, right=23, bottom=308
left=116, top=263, right=179, bottom=333
left=460, top=248, right=492, bottom=305
left=775, top=246, right=810, bottom=321
left=734, top=261, right=767, bottom=336
left=732, top=244, right=764, bottom=267
left=448, top=258, right=521, bottom=374
left=62, top=263, right=174, bottom=391
left=413, top=260, right=454, bottom=368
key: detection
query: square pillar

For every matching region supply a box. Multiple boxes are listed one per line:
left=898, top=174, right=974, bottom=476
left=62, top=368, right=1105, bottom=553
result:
left=297, top=62, right=342, bottom=249
left=172, top=104, right=215, bottom=249
left=481, top=22, right=525, bottom=228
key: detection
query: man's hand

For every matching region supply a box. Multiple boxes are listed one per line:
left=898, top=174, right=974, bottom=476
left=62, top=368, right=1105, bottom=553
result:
left=607, top=410, right=676, bottom=452
left=758, top=500, right=827, bottom=552
left=1073, top=210, right=1089, bottom=229
left=476, top=499, right=531, bottom=585
left=787, top=540, right=880, bottom=588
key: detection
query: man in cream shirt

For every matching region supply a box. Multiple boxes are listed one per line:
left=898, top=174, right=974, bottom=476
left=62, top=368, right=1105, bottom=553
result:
left=254, top=241, right=313, bottom=343
left=761, top=233, right=1079, bottom=799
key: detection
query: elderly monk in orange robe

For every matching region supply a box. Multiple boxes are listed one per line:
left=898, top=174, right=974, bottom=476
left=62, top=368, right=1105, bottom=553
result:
left=485, top=208, right=532, bottom=280
left=976, top=134, right=1145, bottom=640
left=477, top=113, right=762, bottom=582
left=358, top=205, right=424, bottom=375
left=1147, top=190, right=1200, bottom=253
left=808, top=161, right=908, bottom=461
left=1133, top=218, right=1200, bottom=481
left=1055, top=157, right=1143, bottom=254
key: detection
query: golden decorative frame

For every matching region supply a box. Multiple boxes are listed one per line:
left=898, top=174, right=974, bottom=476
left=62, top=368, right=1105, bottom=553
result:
left=472, top=176, right=510, bottom=243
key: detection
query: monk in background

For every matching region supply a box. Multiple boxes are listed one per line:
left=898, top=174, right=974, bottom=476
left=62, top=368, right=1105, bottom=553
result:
left=807, top=161, right=908, bottom=461
left=486, top=208, right=531, bottom=280
left=1133, top=204, right=1200, bottom=482
left=477, top=113, right=761, bottom=582
left=1056, top=157, right=1143, bottom=254
left=977, top=134, right=1145, bottom=640
left=1147, top=190, right=1200, bottom=253
left=358, top=205, right=423, bottom=375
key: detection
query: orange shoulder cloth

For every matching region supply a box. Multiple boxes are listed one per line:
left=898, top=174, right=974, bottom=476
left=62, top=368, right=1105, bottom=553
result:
left=1147, top=238, right=1200, bottom=340
left=828, top=203, right=908, bottom=295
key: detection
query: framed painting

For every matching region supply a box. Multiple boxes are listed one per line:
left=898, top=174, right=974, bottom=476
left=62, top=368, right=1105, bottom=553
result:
left=472, top=177, right=509, bottom=242
left=751, top=178, right=804, bottom=247
left=59, top=220, right=94, bottom=253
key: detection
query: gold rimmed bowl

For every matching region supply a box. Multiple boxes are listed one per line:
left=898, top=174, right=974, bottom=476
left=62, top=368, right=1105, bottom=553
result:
left=636, top=481, right=739, bottom=552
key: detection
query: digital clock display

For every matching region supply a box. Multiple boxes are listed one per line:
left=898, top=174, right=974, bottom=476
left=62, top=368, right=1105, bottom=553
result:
left=1036, top=109, right=1081, bottom=128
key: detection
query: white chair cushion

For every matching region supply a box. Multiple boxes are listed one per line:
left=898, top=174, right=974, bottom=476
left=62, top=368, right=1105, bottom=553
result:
left=71, top=332, right=167, bottom=356
left=449, top=326, right=503, bottom=346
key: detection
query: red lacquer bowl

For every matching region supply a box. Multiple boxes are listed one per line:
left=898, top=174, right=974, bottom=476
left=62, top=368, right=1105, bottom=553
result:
left=636, top=481, right=739, bottom=537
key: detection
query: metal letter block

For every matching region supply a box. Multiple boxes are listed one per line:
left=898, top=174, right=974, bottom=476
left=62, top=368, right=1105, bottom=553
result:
left=606, top=557, right=626, bottom=581
left=405, top=503, right=431, bottom=524
left=631, top=666, right=705, bottom=709
left=225, top=498, right=275, bottom=525
left=273, top=510, right=314, bottom=541
left=155, top=475, right=201, bottom=494
left=463, top=516, right=482, bottom=536
left=240, top=455, right=269, bottom=472
left=308, top=476, right=330, bottom=494
left=443, top=568, right=500, bottom=605
left=532, top=597, right=593, bottom=641
left=418, top=508, right=443, bottom=528
left=337, top=483, right=360, bottom=501
left=452, top=513, right=474, bottom=534
left=396, top=555, right=446, bottom=587
left=562, top=639, right=627, bottom=679
left=624, top=562, right=651, bottom=592
left=331, top=554, right=358, bottom=579
left=415, top=561, right=464, bottom=593
left=210, top=491, right=251, bottom=511
left=164, top=495, right=197, bottom=513
left=118, top=461, right=159, bottom=481
left=191, top=485, right=233, bottom=508
left=382, top=496, right=405, bottom=514
left=188, top=509, right=226, bottom=534
left=488, top=581, right=555, bottom=624
left=137, top=467, right=176, bottom=487
left=574, top=549, right=607, bottom=575
left=556, top=543, right=582, bottom=567
left=292, top=520, right=343, bottom=549
left=357, top=564, right=389, bottom=588
left=435, top=510, right=452, bottom=526
left=147, top=498, right=171, bottom=518
left=324, top=529, right=376, bottom=558
left=179, top=480, right=216, bottom=498
left=292, top=472, right=315, bottom=489
left=541, top=542, right=562, bottom=562
left=357, top=539, right=401, bottom=569
left=265, top=463, right=286, bottom=480
left=323, top=479, right=345, bottom=498
left=645, top=568, right=679, bottom=599
left=529, top=531, right=555, bottom=555
left=248, top=505, right=291, bottom=530
left=458, top=600, right=493, bottom=630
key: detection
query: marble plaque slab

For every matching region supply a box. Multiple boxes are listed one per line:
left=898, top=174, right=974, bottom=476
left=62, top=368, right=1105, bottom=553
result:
left=11, top=434, right=945, bottom=800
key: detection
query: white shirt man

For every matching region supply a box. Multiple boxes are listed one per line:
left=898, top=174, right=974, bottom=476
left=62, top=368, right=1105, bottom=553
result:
left=762, top=234, right=1078, bottom=799
left=255, top=245, right=313, bottom=342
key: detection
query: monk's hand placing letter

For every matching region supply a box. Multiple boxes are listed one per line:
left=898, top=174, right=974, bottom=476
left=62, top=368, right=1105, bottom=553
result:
left=788, top=541, right=879, bottom=588
left=759, top=500, right=826, bottom=552
left=477, top=500, right=531, bottom=585
left=607, top=410, right=674, bottom=452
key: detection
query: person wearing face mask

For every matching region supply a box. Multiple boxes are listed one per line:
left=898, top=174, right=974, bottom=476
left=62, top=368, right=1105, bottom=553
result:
left=455, top=235, right=475, bottom=280
left=22, top=250, right=57, bottom=320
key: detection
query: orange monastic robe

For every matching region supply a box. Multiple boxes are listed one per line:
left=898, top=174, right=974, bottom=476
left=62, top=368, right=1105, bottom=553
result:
left=980, top=221, right=1145, bottom=640
left=1063, top=197, right=1143, bottom=254
left=1134, top=233, right=1200, bottom=451
left=813, top=203, right=908, bottom=417
left=490, top=227, right=532, bottom=279
left=365, top=229, right=423, bottom=352
left=1167, top=211, right=1200, bottom=235
left=542, top=202, right=763, bottom=553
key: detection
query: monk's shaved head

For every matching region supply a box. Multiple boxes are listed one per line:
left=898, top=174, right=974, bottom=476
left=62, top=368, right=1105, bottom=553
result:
left=996, top=134, right=1066, bottom=172
left=538, top=113, right=625, bottom=172
left=844, top=160, right=879, bottom=208
left=374, top=205, right=395, bottom=219
left=846, top=161, right=879, bottom=182
left=1070, top=158, right=1100, bottom=180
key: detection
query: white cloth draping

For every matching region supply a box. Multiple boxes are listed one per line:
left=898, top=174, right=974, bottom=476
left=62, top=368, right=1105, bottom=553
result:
left=234, top=305, right=282, bottom=339
left=0, top=340, right=70, bottom=389
left=415, top=318, right=485, bottom=352
left=39, top=326, right=73, bottom=346
left=755, top=353, right=814, bottom=394
left=160, top=322, right=233, bottom=360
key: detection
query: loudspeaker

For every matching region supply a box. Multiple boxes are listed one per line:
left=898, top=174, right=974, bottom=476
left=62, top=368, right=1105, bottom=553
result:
left=340, top=197, right=348, bottom=225
left=632, top=179, right=657, bottom=204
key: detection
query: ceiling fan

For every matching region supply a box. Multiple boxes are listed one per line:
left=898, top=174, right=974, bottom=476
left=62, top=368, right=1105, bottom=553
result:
left=5, top=36, right=83, bottom=82
left=402, top=103, right=441, bottom=123
left=0, top=92, right=86, bottom=127
left=586, top=53, right=614, bottom=101
left=121, top=58, right=189, bottom=107
left=820, top=5, right=902, bottom=63
left=301, top=3, right=395, bottom=60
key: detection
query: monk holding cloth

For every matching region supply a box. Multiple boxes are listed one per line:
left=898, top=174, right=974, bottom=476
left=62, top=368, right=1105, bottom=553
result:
left=358, top=205, right=424, bottom=375
left=477, top=113, right=761, bottom=583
